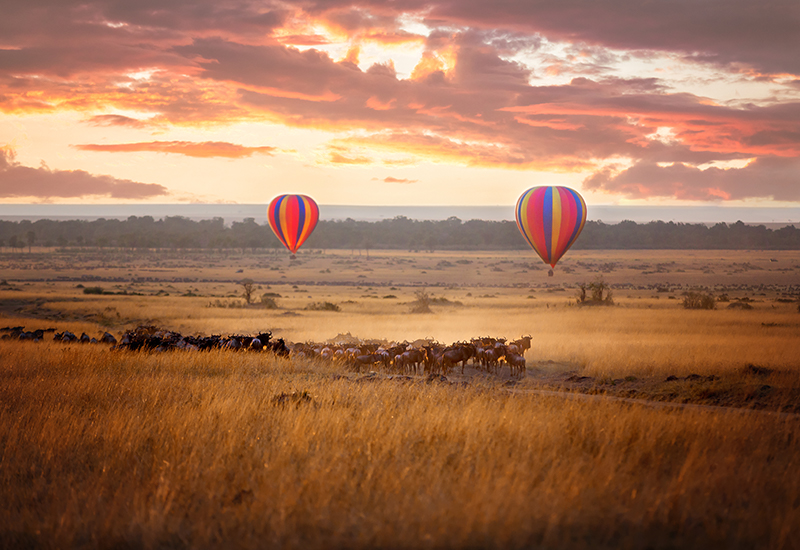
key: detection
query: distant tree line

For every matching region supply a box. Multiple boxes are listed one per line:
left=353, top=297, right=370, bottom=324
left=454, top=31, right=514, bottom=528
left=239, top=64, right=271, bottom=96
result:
left=0, top=216, right=798, bottom=251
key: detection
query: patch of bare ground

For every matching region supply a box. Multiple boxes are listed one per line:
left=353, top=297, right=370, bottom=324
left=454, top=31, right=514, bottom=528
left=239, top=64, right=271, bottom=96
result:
left=524, top=362, right=800, bottom=414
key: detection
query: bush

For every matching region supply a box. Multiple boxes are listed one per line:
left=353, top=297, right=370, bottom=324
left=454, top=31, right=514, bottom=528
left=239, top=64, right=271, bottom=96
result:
left=83, top=286, right=104, bottom=295
left=261, top=296, right=279, bottom=309
left=206, top=299, right=246, bottom=309
left=576, top=278, right=614, bottom=306
left=305, top=301, right=340, bottom=312
left=683, top=292, right=716, bottom=310
left=410, top=290, right=432, bottom=313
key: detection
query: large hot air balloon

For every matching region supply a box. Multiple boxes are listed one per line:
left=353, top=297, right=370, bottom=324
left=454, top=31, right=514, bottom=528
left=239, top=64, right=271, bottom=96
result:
left=515, top=186, right=587, bottom=269
left=267, top=194, right=319, bottom=256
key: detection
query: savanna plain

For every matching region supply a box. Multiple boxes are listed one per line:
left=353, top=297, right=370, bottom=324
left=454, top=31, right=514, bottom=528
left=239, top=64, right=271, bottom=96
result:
left=2, top=247, right=800, bottom=549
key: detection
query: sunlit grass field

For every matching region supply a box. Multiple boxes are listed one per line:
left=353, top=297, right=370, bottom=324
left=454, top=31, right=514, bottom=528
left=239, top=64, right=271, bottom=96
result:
left=2, top=248, right=799, bottom=548
left=2, top=343, right=799, bottom=549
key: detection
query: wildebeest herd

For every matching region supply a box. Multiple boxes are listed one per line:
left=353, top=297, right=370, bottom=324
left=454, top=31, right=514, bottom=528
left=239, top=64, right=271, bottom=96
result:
left=292, top=335, right=531, bottom=377
left=1, top=325, right=531, bottom=378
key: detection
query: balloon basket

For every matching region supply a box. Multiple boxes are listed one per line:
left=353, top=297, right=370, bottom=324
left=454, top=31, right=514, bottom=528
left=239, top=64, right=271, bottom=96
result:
left=290, top=254, right=297, bottom=260
left=548, top=269, right=554, bottom=277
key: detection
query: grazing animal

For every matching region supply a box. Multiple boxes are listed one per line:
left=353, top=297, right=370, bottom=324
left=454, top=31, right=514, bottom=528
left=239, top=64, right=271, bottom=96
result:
left=441, top=343, right=476, bottom=374
left=511, top=336, right=532, bottom=353
left=507, top=353, right=526, bottom=377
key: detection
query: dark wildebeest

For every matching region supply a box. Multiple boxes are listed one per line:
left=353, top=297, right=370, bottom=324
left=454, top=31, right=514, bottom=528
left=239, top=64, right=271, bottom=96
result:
left=441, top=343, right=476, bottom=374
left=396, top=348, right=427, bottom=374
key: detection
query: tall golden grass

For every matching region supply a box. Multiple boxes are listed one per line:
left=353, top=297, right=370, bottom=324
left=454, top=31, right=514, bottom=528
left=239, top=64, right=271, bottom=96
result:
left=2, top=342, right=799, bottom=549
left=27, top=288, right=800, bottom=378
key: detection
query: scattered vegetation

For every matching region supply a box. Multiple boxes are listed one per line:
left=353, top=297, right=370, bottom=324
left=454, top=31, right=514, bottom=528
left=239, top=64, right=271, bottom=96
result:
left=260, top=296, right=279, bottom=309
left=683, top=291, right=717, bottom=310
left=305, top=301, right=341, bottom=312
left=576, top=278, right=614, bottom=306
left=239, top=278, right=256, bottom=304
left=410, top=289, right=433, bottom=313
left=82, top=286, right=105, bottom=295
left=207, top=299, right=247, bottom=309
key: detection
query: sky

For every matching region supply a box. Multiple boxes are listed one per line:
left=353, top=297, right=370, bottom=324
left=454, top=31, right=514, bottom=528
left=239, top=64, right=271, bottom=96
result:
left=1, top=0, right=799, bottom=207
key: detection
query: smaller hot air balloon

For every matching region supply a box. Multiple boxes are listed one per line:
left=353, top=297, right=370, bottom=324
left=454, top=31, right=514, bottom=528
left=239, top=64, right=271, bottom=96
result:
left=516, top=186, right=587, bottom=271
left=267, top=194, right=319, bottom=257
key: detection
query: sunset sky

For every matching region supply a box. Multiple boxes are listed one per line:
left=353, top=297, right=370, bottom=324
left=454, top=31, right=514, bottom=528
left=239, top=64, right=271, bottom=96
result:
left=1, top=0, right=799, bottom=207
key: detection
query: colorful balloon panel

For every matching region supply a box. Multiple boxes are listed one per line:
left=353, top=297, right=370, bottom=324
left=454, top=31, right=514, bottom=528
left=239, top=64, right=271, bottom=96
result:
left=267, top=194, right=319, bottom=254
left=515, top=186, right=587, bottom=268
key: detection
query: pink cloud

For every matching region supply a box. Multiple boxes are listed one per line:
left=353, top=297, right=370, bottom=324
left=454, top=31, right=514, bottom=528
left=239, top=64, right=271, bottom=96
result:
left=583, top=157, right=800, bottom=201
left=86, top=114, right=153, bottom=129
left=0, top=147, right=168, bottom=199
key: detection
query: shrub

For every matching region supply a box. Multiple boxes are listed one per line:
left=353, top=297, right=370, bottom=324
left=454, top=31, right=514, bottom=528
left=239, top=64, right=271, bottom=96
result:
left=83, top=286, right=104, bottom=295
left=576, top=277, right=614, bottom=306
left=261, top=296, right=279, bottom=309
left=683, top=292, right=716, bottom=310
left=305, top=301, right=340, bottom=312
left=410, top=290, right=432, bottom=313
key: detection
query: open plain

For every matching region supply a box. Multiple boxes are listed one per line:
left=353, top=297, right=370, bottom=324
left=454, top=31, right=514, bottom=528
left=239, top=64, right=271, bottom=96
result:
left=2, top=247, right=800, bottom=549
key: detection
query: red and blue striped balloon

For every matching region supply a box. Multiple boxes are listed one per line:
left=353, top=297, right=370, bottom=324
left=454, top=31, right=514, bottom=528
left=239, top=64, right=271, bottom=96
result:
left=515, top=186, right=587, bottom=268
left=267, top=194, right=319, bottom=254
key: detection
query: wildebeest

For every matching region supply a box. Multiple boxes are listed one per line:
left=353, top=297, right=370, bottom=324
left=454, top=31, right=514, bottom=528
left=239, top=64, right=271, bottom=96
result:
left=506, top=353, right=526, bottom=377
left=440, top=343, right=476, bottom=374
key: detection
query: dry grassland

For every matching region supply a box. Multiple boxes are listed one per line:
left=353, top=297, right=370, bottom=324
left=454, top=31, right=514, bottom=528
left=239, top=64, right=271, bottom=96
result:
left=2, top=248, right=800, bottom=548
left=2, top=343, right=799, bottom=549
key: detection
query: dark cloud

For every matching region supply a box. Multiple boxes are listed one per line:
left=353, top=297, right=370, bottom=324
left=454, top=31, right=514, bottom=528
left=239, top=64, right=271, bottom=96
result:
left=415, top=0, right=800, bottom=76
left=0, top=147, right=168, bottom=199
left=583, top=157, right=800, bottom=201
left=74, top=141, right=278, bottom=158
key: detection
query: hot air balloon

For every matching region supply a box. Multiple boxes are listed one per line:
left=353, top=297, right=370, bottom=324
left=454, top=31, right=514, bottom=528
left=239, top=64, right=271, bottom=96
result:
left=515, top=186, right=587, bottom=271
left=267, top=194, right=319, bottom=257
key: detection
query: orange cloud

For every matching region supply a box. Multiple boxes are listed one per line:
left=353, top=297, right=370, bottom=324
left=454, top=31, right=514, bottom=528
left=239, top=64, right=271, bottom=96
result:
left=336, top=133, right=596, bottom=171
left=383, top=176, right=417, bottom=183
left=329, top=151, right=372, bottom=165
left=410, top=51, right=445, bottom=81
left=74, top=141, right=279, bottom=158
left=366, top=96, right=396, bottom=110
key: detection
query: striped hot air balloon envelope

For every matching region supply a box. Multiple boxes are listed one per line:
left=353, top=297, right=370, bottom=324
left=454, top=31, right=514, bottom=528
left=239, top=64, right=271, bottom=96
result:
left=515, top=186, right=587, bottom=269
left=267, top=194, right=319, bottom=255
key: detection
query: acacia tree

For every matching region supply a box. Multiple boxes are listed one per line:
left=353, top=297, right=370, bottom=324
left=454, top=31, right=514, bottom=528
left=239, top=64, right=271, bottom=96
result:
left=26, top=230, right=35, bottom=253
left=240, top=279, right=256, bottom=304
left=576, top=277, right=614, bottom=306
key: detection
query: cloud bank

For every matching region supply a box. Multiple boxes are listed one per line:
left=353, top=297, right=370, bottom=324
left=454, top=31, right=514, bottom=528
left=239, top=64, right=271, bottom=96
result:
left=0, top=147, right=168, bottom=199
left=1, top=0, right=799, bottom=201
